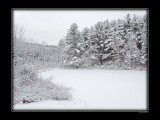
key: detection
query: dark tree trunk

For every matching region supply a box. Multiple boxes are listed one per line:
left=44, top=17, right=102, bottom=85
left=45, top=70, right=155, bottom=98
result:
left=76, top=66, right=78, bottom=69
left=100, top=60, right=103, bottom=65
left=100, top=57, right=103, bottom=65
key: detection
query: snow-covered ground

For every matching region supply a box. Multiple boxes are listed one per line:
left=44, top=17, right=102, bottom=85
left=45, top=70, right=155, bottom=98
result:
left=13, top=69, right=147, bottom=110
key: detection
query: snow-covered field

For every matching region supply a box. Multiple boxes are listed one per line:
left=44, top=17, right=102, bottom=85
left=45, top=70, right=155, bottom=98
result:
left=13, top=69, right=147, bottom=110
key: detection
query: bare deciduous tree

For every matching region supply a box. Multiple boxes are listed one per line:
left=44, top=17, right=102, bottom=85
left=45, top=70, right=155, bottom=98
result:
left=13, top=25, right=26, bottom=41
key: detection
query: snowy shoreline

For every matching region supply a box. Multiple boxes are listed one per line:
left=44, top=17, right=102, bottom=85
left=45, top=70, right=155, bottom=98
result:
left=14, top=69, right=147, bottom=110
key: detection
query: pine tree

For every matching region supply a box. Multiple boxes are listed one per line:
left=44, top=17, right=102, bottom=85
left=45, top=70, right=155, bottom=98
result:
left=134, top=15, right=147, bottom=66
left=102, top=20, right=117, bottom=65
left=86, top=23, right=104, bottom=66
left=64, top=23, right=82, bottom=68
left=122, top=13, right=137, bottom=69
left=80, top=27, right=91, bottom=67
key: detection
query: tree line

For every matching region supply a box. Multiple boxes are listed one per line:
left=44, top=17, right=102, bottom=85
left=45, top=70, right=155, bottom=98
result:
left=58, top=13, right=147, bottom=69
left=13, top=13, right=147, bottom=70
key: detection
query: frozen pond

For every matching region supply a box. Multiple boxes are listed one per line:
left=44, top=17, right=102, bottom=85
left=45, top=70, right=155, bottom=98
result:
left=14, top=69, right=147, bottom=110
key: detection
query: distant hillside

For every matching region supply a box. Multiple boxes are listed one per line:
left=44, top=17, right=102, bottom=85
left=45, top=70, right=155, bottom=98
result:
left=13, top=41, right=62, bottom=68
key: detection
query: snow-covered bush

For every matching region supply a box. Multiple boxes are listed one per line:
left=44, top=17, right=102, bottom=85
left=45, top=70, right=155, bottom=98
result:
left=13, top=56, right=24, bottom=66
left=17, top=63, right=38, bottom=86
left=14, top=78, right=71, bottom=105
left=13, top=64, right=72, bottom=105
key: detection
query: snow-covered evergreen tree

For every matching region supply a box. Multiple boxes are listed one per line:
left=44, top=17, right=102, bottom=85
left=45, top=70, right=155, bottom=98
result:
left=80, top=27, right=92, bottom=67
left=132, top=14, right=147, bottom=65
left=64, top=23, right=82, bottom=68
left=85, top=23, right=105, bottom=66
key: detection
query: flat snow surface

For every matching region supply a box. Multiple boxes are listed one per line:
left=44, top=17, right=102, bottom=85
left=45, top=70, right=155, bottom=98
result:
left=14, top=69, right=147, bottom=110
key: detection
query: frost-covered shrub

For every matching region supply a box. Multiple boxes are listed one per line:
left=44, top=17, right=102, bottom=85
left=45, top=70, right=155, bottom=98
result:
left=100, top=61, right=113, bottom=69
left=13, top=78, right=71, bottom=105
left=35, top=79, right=71, bottom=100
left=13, top=56, right=23, bottom=66
left=94, top=65, right=100, bottom=69
left=18, top=63, right=38, bottom=86
left=13, top=64, right=72, bottom=105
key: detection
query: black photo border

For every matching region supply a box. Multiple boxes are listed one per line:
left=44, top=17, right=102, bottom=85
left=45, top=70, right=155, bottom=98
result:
left=1, top=0, right=157, bottom=114
left=11, top=8, right=149, bottom=112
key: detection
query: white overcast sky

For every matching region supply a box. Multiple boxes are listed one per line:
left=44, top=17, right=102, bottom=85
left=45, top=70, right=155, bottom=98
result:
left=13, top=10, right=147, bottom=45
